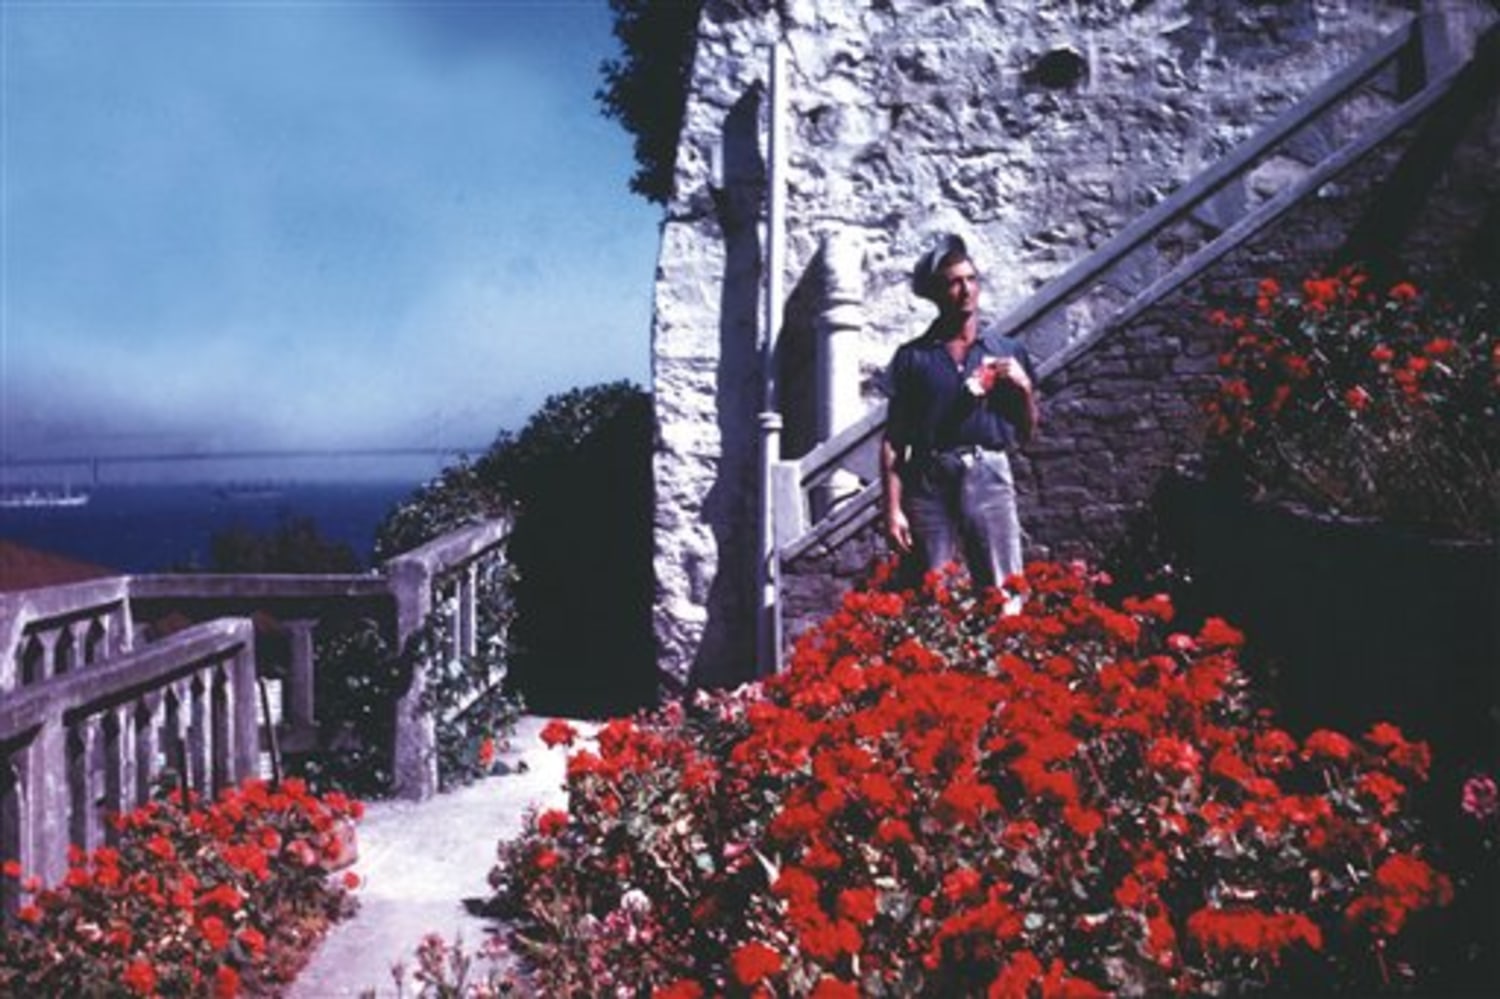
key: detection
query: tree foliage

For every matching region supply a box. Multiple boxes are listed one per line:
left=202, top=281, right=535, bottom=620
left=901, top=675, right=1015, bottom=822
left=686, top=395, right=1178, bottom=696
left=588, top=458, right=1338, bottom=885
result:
left=198, top=515, right=361, bottom=573
left=375, top=381, right=657, bottom=717
left=596, top=0, right=705, bottom=205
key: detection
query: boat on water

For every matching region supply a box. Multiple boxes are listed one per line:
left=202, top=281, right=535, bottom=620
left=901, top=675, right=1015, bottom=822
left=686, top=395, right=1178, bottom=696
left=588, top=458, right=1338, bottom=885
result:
left=213, top=481, right=287, bottom=501
left=0, top=487, right=91, bottom=509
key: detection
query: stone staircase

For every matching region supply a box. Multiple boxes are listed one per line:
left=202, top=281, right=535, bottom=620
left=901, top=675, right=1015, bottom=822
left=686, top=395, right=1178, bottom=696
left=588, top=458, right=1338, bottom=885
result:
left=772, top=9, right=1499, bottom=648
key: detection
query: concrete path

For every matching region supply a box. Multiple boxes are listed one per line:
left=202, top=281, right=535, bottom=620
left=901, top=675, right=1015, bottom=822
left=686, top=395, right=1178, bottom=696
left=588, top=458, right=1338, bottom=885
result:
left=289, top=715, right=587, bottom=998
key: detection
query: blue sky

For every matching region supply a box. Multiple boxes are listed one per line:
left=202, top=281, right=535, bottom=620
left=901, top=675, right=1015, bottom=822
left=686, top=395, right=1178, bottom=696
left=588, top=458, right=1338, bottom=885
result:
left=0, top=0, right=660, bottom=476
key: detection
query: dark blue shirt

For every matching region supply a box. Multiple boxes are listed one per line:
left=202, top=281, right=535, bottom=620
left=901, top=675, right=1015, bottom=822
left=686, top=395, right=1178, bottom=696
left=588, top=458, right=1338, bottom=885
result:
left=884, top=321, right=1035, bottom=457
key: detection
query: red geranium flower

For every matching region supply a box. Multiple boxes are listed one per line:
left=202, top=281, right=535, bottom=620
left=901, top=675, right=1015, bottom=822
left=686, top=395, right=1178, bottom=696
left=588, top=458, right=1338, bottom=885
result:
left=122, top=959, right=157, bottom=997
left=729, top=941, right=782, bottom=986
left=213, top=965, right=240, bottom=999
left=539, top=719, right=579, bottom=748
left=199, top=914, right=231, bottom=951
left=237, top=925, right=267, bottom=957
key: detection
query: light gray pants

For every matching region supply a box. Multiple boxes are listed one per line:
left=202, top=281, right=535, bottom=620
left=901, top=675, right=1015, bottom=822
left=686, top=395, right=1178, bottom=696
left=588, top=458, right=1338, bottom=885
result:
left=903, top=447, right=1023, bottom=590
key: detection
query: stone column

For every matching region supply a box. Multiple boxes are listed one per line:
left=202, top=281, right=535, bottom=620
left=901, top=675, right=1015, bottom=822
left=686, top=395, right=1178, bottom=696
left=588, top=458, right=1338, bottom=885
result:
left=68, top=714, right=103, bottom=854
left=230, top=641, right=260, bottom=785
left=25, top=723, right=69, bottom=887
left=811, top=227, right=867, bottom=521
left=386, top=557, right=438, bottom=801
left=283, top=619, right=318, bottom=737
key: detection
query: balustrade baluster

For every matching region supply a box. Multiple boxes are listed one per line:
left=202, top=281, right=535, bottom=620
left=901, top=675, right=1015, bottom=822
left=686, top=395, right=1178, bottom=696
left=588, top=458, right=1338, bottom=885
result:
left=211, top=664, right=231, bottom=793
left=84, top=618, right=108, bottom=667
left=67, top=714, right=104, bottom=854
left=285, top=619, right=318, bottom=739
left=134, top=693, right=162, bottom=806
left=186, top=675, right=211, bottom=798
left=164, top=683, right=188, bottom=792
left=100, top=707, right=130, bottom=844
left=54, top=623, right=78, bottom=677
left=444, top=581, right=461, bottom=663
left=459, top=563, right=478, bottom=659
left=18, top=635, right=45, bottom=688
left=113, top=602, right=135, bottom=657
left=31, top=632, right=58, bottom=686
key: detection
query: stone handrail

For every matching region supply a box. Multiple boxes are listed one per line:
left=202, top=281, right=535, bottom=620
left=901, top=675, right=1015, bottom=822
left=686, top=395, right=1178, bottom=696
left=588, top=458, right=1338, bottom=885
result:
left=0, top=517, right=512, bottom=909
left=383, top=519, right=513, bottom=798
left=773, top=10, right=1478, bottom=563
left=1, top=618, right=257, bottom=895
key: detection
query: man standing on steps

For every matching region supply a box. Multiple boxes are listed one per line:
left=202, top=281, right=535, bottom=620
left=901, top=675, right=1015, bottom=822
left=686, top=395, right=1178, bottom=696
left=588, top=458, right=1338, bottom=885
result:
left=880, top=233, right=1039, bottom=602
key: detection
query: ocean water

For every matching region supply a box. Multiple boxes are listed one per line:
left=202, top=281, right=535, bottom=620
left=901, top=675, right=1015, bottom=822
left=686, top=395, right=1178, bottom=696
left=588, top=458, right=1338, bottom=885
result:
left=0, top=480, right=421, bottom=574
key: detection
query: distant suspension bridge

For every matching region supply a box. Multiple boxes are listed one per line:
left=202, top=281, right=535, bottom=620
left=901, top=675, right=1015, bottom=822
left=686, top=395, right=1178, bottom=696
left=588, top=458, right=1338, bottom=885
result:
left=0, top=446, right=491, bottom=485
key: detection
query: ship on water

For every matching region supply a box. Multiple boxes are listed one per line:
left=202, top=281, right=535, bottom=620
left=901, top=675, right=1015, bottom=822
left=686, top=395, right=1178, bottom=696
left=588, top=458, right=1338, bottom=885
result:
left=0, top=486, right=91, bottom=509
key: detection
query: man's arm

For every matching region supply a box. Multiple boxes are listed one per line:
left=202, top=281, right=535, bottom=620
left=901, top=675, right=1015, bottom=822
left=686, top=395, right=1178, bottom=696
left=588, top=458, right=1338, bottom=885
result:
left=994, top=353, right=1039, bottom=445
left=1012, top=372, right=1038, bottom=445
left=881, top=435, right=912, bottom=553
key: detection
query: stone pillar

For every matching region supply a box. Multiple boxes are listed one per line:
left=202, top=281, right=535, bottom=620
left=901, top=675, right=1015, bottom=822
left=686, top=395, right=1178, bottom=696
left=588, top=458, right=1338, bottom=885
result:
left=25, top=723, right=68, bottom=886
left=812, top=227, right=868, bottom=521
left=230, top=642, right=259, bottom=785
left=67, top=714, right=102, bottom=854
left=386, top=557, right=438, bottom=801
left=284, top=619, right=318, bottom=736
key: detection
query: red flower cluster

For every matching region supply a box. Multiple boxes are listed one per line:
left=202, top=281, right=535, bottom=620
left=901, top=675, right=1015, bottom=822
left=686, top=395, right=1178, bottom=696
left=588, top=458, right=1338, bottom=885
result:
left=0, top=778, right=362, bottom=996
left=491, top=562, right=1450, bottom=996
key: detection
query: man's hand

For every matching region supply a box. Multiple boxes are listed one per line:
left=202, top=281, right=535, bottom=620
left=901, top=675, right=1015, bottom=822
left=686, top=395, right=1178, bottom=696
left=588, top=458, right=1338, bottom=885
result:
left=885, top=506, right=913, bottom=553
left=994, top=357, right=1031, bottom=394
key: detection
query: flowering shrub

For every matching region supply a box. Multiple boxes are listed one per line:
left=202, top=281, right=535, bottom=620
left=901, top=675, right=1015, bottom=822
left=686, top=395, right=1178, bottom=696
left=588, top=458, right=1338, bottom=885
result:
left=384, top=932, right=521, bottom=998
left=1202, top=270, right=1497, bottom=539
left=489, top=562, right=1451, bottom=996
left=0, top=777, right=362, bottom=996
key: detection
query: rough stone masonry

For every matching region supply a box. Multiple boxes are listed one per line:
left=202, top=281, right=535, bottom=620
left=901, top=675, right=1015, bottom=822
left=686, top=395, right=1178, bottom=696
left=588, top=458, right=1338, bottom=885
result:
left=648, top=0, right=1432, bottom=690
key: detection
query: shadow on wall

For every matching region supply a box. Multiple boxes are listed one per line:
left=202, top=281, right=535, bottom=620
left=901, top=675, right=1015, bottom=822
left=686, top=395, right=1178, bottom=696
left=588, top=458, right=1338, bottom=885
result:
left=690, top=86, right=769, bottom=690
left=1337, top=24, right=1500, bottom=284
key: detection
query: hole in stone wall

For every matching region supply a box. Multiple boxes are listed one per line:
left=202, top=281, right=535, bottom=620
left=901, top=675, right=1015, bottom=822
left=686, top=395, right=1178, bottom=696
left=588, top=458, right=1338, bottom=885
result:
left=1026, top=48, right=1089, bottom=90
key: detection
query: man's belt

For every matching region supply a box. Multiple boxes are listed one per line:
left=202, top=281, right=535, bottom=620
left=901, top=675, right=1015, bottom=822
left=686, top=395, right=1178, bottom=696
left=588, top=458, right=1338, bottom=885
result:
left=912, top=444, right=1007, bottom=472
left=934, top=443, right=1006, bottom=460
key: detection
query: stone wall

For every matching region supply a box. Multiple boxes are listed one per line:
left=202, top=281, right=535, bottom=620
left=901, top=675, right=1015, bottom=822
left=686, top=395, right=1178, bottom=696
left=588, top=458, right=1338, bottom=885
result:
left=651, top=0, right=1432, bottom=688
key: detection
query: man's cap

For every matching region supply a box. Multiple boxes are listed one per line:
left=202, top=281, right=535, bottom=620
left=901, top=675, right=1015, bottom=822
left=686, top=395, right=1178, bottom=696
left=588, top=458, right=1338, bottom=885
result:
left=911, top=233, right=972, bottom=301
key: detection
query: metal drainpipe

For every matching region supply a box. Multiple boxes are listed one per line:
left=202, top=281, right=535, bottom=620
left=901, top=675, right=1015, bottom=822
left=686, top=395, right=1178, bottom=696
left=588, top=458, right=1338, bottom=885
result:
left=757, top=42, right=790, bottom=677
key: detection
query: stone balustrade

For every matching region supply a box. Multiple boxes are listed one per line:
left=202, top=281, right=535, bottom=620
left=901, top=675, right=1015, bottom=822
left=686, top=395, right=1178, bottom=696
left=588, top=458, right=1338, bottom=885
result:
left=0, top=518, right=511, bottom=912
left=0, top=618, right=256, bottom=899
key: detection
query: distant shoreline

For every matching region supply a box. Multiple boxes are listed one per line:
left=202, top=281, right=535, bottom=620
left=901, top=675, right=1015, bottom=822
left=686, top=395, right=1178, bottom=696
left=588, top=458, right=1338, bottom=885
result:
left=0, top=480, right=422, bottom=574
